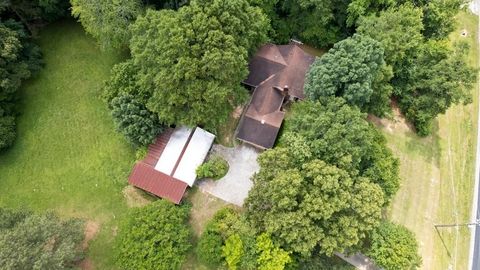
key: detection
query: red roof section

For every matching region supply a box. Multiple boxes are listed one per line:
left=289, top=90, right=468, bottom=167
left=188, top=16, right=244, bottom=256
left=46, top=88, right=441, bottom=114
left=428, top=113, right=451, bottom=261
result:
left=128, top=163, right=187, bottom=204
left=128, top=128, right=189, bottom=204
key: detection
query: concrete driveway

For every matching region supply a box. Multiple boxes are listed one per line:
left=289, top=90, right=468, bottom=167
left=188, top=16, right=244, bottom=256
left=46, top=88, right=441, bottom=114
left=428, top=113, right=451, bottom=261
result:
left=197, top=144, right=260, bottom=206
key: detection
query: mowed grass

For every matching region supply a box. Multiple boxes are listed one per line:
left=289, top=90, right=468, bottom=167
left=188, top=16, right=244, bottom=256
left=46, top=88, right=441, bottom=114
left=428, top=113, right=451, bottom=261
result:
left=0, top=20, right=134, bottom=269
left=384, top=12, right=479, bottom=270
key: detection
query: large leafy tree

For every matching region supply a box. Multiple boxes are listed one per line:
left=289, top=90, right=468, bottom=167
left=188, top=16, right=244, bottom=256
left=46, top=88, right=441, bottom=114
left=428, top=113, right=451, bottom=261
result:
left=115, top=200, right=191, bottom=270
left=70, top=0, right=143, bottom=49
left=197, top=208, right=292, bottom=270
left=245, top=140, right=384, bottom=256
left=395, top=41, right=477, bottom=135
left=358, top=3, right=476, bottom=136
left=110, top=93, right=163, bottom=146
left=0, top=208, right=84, bottom=270
left=305, top=34, right=393, bottom=116
left=129, top=0, right=268, bottom=130
left=1, top=0, right=69, bottom=33
left=0, top=19, right=41, bottom=151
left=357, top=4, right=424, bottom=69
left=286, top=99, right=400, bottom=201
left=103, top=60, right=162, bottom=146
left=367, top=221, right=421, bottom=270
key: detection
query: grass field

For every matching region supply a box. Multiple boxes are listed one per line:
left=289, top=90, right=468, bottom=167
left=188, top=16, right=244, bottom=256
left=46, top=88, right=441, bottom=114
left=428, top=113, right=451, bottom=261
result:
left=383, top=11, right=479, bottom=270
left=0, top=20, right=134, bottom=269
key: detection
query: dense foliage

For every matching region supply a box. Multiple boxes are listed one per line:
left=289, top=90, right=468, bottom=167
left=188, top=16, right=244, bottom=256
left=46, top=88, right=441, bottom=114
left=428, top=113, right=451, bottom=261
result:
left=0, top=208, right=84, bottom=270
left=115, top=200, right=191, bottom=270
left=245, top=99, right=400, bottom=256
left=197, top=208, right=292, bottom=270
left=358, top=3, right=477, bottom=135
left=128, top=0, right=268, bottom=130
left=305, top=34, right=392, bottom=116
left=196, top=155, right=229, bottom=180
left=70, top=0, right=143, bottom=49
left=110, top=93, right=163, bottom=146
left=103, top=60, right=163, bottom=146
left=367, top=221, right=421, bottom=270
left=0, top=19, right=42, bottom=151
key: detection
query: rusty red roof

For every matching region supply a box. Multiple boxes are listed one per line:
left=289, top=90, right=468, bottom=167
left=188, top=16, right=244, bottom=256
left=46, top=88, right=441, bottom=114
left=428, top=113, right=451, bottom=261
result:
left=128, top=162, right=188, bottom=204
left=128, top=127, right=214, bottom=204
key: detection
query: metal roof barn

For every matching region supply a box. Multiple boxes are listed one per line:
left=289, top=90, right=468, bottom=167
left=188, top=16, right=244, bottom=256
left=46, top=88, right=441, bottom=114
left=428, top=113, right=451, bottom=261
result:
left=128, top=126, right=215, bottom=204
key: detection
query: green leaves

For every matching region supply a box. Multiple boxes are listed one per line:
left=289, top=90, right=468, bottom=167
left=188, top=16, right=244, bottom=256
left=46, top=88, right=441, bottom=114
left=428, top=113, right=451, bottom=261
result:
left=115, top=200, right=192, bottom=270
left=367, top=221, right=422, bottom=270
left=305, top=34, right=392, bottom=117
left=71, top=0, right=142, bottom=50
left=129, top=0, right=268, bottom=130
left=0, top=208, right=84, bottom=270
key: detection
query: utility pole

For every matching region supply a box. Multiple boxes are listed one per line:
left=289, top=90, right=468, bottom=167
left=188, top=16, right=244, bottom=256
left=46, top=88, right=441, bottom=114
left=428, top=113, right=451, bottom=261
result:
left=435, top=219, right=480, bottom=228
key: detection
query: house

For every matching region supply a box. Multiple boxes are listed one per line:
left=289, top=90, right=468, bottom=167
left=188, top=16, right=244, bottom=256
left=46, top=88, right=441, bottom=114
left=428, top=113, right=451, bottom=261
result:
left=236, top=42, right=316, bottom=149
left=128, top=126, right=215, bottom=204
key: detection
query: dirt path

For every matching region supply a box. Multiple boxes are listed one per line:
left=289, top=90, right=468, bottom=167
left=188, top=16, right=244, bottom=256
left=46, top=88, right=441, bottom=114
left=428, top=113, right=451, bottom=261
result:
left=78, top=220, right=101, bottom=270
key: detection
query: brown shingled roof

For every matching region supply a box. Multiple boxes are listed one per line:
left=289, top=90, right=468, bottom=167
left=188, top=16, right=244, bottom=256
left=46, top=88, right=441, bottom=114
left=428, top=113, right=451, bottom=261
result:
left=237, top=42, right=315, bottom=149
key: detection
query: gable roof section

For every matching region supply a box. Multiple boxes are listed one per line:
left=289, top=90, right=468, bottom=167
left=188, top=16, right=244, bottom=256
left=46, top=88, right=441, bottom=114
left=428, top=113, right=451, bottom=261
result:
left=237, top=42, right=315, bottom=149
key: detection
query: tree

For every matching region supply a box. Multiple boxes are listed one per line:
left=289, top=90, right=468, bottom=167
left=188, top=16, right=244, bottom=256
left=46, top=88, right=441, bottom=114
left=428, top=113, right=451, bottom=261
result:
left=256, top=233, right=291, bottom=270
left=396, top=0, right=466, bottom=39
left=245, top=146, right=384, bottom=256
left=223, top=234, right=244, bottom=270
left=305, top=34, right=393, bottom=116
left=110, top=93, right=163, bottom=146
left=0, top=19, right=42, bottom=151
left=1, top=0, right=69, bottom=33
left=129, top=0, right=268, bottom=129
left=285, top=99, right=400, bottom=201
left=0, top=116, right=15, bottom=150
left=70, top=0, right=143, bottom=49
left=115, top=200, right=191, bottom=270
left=198, top=208, right=291, bottom=270
left=0, top=208, right=84, bottom=270
left=395, top=41, right=477, bottom=135
left=367, top=221, right=421, bottom=270
left=357, top=4, right=424, bottom=69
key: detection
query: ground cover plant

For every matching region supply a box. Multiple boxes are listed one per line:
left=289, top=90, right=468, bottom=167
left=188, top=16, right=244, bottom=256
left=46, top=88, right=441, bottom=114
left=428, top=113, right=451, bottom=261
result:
left=0, top=20, right=134, bottom=269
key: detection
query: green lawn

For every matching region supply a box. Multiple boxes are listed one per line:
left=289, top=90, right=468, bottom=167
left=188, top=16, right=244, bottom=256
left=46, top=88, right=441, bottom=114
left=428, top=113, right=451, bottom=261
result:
left=0, top=20, right=134, bottom=269
left=384, top=11, right=479, bottom=270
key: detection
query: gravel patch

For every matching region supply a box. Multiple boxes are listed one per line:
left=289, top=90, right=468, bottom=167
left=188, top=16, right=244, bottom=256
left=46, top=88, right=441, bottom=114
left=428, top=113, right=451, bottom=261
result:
left=197, top=144, right=260, bottom=206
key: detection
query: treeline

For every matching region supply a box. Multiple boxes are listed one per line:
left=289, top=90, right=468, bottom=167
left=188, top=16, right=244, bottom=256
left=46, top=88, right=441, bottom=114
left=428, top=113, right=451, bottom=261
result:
left=0, top=0, right=69, bottom=151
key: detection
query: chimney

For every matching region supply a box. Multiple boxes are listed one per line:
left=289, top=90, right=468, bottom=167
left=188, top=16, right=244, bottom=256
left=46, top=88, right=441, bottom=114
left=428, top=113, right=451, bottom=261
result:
left=283, top=85, right=289, bottom=95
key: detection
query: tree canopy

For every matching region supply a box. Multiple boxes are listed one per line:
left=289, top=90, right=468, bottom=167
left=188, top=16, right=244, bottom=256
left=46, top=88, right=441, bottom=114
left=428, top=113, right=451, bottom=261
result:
left=0, top=208, right=84, bottom=270
left=305, top=34, right=393, bottom=116
left=358, top=3, right=476, bottom=135
left=197, top=208, right=292, bottom=270
left=245, top=142, right=384, bottom=256
left=129, top=0, right=268, bottom=130
left=0, top=19, right=41, bottom=151
left=367, top=221, right=422, bottom=270
left=71, top=0, right=143, bottom=49
left=285, top=99, right=400, bottom=201
left=115, top=200, right=191, bottom=270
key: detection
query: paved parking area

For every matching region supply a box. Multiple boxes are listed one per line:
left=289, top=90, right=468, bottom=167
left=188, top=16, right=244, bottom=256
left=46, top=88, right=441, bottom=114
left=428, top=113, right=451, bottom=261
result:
left=197, top=144, right=260, bottom=206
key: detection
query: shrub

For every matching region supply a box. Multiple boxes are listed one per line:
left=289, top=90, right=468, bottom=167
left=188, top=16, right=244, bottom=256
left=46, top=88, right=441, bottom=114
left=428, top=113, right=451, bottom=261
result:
left=196, top=229, right=224, bottom=267
left=115, top=200, right=192, bottom=270
left=196, top=155, right=229, bottom=180
left=367, top=221, right=421, bottom=270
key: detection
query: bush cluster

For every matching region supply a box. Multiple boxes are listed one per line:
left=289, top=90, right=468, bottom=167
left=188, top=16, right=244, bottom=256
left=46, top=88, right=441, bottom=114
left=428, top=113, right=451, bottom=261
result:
left=196, top=155, right=229, bottom=180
